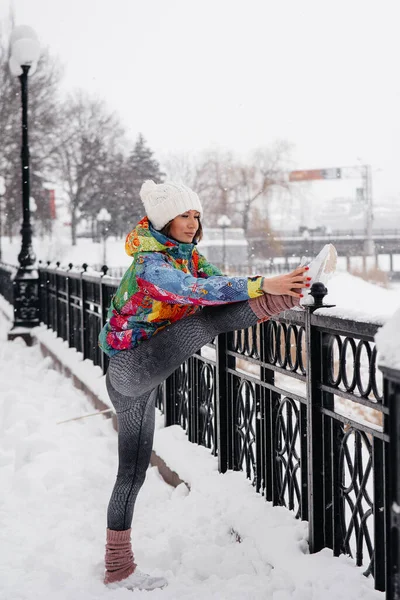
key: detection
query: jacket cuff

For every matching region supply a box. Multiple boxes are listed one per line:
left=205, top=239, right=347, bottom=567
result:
left=247, top=276, right=264, bottom=298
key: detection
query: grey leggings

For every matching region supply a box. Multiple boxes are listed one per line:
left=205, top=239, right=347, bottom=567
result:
left=106, top=300, right=260, bottom=531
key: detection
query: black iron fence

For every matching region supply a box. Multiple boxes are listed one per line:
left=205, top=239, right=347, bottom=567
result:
left=1, top=260, right=400, bottom=598
left=0, top=262, right=17, bottom=306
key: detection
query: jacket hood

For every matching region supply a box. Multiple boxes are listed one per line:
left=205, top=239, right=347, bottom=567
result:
left=125, top=216, right=197, bottom=259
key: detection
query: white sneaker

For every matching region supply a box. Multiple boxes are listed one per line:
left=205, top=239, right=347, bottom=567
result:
left=300, top=243, right=337, bottom=306
left=106, top=568, right=168, bottom=591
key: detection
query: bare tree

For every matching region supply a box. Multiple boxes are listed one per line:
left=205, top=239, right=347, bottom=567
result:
left=162, top=150, right=238, bottom=223
left=229, top=141, right=292, bottom=233
left=163, top=142, right=292, bottom=233
left=53, top=92, right=125, bottom=245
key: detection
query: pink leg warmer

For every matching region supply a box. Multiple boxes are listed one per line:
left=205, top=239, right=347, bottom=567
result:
left=248, top=293, right=300, bottom=323
left=104, top=528, right=136, bottom=584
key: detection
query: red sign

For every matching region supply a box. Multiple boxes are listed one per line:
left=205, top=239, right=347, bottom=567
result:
left=289, top=169, right=323, bottom=182
left=289, top=168, right=341, bottom=182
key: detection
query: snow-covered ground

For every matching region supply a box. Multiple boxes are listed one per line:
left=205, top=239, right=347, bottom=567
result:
left=0, top=310, right=385, bottom=599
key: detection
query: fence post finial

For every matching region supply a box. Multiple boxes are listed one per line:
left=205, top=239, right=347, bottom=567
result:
left=309, top=282, right=327, bottom=308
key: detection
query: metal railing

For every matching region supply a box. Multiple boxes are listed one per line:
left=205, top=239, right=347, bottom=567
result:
left=36, top=261, right=118, bottom=374
left=1, top=260, right=400, bottom=597
left=0, top=262, right=18, bottom=306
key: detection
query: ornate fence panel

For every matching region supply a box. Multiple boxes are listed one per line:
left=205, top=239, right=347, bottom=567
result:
left=164, top=349, right=218, bottom=455
left=228, top=313, right=308, bottom=518
left=307, top=315, right=386, bottom=589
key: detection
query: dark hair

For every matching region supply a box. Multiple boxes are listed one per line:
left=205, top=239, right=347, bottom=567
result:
left=160, top=218, right=203, bottom=243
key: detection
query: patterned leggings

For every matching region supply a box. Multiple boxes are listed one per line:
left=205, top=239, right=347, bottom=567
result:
left=106, top=300, right=261, bottom=531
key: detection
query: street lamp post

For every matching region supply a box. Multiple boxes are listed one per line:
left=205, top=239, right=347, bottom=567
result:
left=8, top=26, right=41, bottom=343
left=217, top=214, right=231, bottom=273
left=97, top=208, right=112, bottom=266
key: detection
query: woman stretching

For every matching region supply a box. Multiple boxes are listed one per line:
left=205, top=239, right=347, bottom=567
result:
left=99, top=180, right=313, bottom=591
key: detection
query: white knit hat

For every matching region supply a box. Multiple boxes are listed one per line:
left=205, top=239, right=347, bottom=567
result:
left=140, top=180, right=203, bottom=230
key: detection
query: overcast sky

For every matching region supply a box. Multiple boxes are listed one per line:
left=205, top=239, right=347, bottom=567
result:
left=2, top=0, right=400, bottom=204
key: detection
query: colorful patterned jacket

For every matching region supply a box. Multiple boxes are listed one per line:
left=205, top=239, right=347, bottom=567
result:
left=98, top=217, right=264, bottom=356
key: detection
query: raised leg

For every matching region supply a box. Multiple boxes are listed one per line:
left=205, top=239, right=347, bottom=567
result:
left=108, top=295, right=296, bottom=398
left=108, top=301, right=259, bottom=397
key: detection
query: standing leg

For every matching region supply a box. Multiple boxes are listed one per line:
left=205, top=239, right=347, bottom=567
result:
left=106, top=382, right=156, bottom=531
left=104, top=374, right=157, bottom=585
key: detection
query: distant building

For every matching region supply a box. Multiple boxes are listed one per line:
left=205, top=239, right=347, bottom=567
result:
left=199, top=227, right=248, bottom=268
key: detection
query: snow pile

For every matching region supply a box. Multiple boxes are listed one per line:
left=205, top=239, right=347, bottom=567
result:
left=0, top=312, right=384, bottom=600
left=314, top=271, right=400, bottom=323
left=375, top=306, right=400, bottom=370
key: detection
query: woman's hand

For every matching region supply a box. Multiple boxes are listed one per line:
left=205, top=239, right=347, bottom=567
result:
left=262, top=266, right=311, bottom=298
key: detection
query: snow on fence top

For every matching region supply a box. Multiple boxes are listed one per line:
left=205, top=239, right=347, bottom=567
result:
left=375, top=306, right=400, bottom=370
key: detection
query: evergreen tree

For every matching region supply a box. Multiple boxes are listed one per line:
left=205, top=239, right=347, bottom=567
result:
left=123, top=134, right=165, bottom=225
left=78, top=134, right=164, bottom=238
left=80, top=150, right=128, bottom=238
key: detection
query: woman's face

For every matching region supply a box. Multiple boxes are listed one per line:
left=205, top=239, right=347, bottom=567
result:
left=168, top=210, right=200, bottom=243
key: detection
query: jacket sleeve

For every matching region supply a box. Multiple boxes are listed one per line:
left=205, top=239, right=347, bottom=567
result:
left=136, top=253, right=264, bottom=306
left=196, top=252, right=224, bottom=278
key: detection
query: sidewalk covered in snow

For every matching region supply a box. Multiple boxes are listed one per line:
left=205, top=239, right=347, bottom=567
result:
left=0, top=310, right=384, bottom=600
